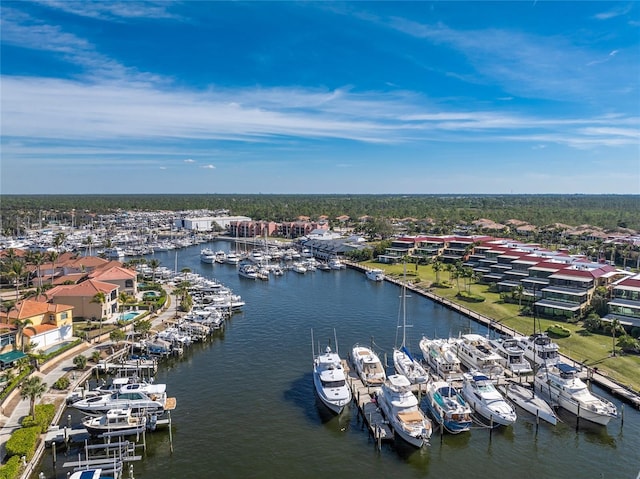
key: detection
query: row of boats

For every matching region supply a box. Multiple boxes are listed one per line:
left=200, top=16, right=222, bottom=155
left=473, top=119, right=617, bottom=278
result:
left=313, top=331, right=618, bottom=448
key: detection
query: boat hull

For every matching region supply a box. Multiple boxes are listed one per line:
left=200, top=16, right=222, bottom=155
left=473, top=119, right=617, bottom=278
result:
left=504, top=383, right=557, bottom=426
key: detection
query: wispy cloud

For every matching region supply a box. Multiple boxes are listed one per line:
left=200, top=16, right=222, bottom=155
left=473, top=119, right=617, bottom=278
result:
left=593, top=4, right=633, bottom=20
left=34, top=0, right=181, bottom=21
left=3, top=75, right=637, bottom=154
left=184, top=159, right=195, bottom=163
left=201, top=164, right=216, bottom=169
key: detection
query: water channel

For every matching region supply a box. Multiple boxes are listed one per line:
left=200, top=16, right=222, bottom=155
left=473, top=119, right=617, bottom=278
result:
left=35, top=241, right=640, bottom=478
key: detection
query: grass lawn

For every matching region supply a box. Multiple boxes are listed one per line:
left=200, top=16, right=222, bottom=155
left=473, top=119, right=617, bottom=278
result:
left=360, top=260, right=640, bottom=392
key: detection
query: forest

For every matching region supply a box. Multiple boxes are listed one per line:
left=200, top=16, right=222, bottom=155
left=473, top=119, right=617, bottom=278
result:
left=1, top=194, right=639, bottom=235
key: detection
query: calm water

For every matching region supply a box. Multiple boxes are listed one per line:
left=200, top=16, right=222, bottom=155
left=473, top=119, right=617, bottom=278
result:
left=36, top=241, right=640, bottom=479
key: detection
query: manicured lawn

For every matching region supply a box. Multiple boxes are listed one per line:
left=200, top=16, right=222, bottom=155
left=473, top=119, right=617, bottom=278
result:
left=360, top=260, right=640, bottom=392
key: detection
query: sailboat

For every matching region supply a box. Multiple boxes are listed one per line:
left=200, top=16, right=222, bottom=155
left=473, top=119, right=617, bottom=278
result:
left=393, top=265, right=429, bottom=384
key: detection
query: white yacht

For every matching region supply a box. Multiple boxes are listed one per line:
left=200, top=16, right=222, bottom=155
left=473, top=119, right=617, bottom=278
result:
left=365, top=268, right=385, bottom=281
left=419, top=337, right=464, bottom=380
left=535, top=363, right=617, bottom=425
left=424, top=380, right=473, bottom=434
left=225, top=251, right=240, bottom=265
left=328, top=257, right=346, bottom=270
left=200, top=248, right=216, bottom=264
left=71, top=383, right=170, bottom=416
left=351, top=344, right=386, bottom=386
left=489, top=337, right=533, bottom=375
left=461, top=373, right=517, bottom=426
left=516, top=333, right=560, bottom=368
left=453, top=334, right=504, bottom=378
left=82, top=408, right=147, bottom=436
left=238, top=263, right=258, bottom=279
left=313, top=345, right=352, bottom=414
left=377, top=374, right=432, bottom=447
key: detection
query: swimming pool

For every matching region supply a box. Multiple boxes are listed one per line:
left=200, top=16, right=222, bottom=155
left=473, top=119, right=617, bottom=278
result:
left=42, top=341, right=74, bottom=355
left=120, top=311, right=141, bottom=321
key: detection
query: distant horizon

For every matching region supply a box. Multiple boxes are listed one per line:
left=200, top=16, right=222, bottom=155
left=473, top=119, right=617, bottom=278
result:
left=2, top=2, right=639, bottom=194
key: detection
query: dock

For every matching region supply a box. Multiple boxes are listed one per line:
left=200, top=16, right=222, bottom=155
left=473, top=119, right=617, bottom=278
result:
left=343, top=360, right=393, bottom=446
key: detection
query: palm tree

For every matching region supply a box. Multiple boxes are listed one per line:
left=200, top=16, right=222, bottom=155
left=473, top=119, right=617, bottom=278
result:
left=13, top=318, right=33, bottom=352
left=20, top=376, right=48, bottom=417
left=8, top=260, right=26, bottom=300
left=47, top=250, right=59, bottom=286
left=611, top=318, right=622, bottom=357
left=53, top=232, right=66, bottom=252
left=25, top=250, right=46, bottom=290
left=513, top=284, right=525, bottom=307
left=85, top=235, right=94, bottom=257
left=90, top=292, right=107, bottom=334
left=148, top=259, right=161, bottom=283
left=118, top=291, right=130, bottom=318
left=432, top=259, right=443, bottom=285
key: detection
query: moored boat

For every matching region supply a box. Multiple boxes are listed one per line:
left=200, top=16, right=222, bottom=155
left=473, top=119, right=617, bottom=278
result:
left=312, top=339, right=352, bottom=414
left=365, top=268, right=385, bottom=281
left=82, top=408, right=147, bottom=436
left=461, top=372, right=517, bottom=426
left=424, top=380, right=473, bottom=434
left=376, top=374, right=432, bottom=447
left=489, top=337, right=533, bottom=375
left=453, top=333, right=504, bottom=378
left=534, top=363, right=617, bottom=425
left=351, top=344, right=386, bottom=386
left=503, top=382, right=558, bottom=426
left=419, top=336, right=464, bottom=380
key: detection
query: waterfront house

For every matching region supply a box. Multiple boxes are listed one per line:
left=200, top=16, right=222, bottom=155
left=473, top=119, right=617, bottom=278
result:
left=46, top=279, right=119, bottom=321
left=0, top=299, right=74, bottom=354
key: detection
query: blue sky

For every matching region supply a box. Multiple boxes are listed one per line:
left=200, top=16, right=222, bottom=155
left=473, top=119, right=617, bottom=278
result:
left=1, top=1, right=639, bottom=195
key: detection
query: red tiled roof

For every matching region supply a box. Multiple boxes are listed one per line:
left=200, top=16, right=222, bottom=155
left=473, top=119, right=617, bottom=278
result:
left=47, top=279, right=117, bottom=298
left=24, top=324, right=58, bottom=337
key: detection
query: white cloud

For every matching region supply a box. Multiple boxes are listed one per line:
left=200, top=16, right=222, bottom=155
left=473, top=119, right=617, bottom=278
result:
left=201, top=164, right=216, bottom=169
left=184, top=159, right=195, bottom=163
left=34, top=0, right=181, bottom=21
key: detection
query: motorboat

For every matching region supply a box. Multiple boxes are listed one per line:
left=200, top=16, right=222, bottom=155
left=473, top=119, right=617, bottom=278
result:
left=225, top=251, right=240, bottom=264
left=328, top=257, right=346, bottom=270
left=365, top=268, right=385, bottom=281
left=313, top=345, right=352, bottom=414
left=503, top=382, right=558, bottom=426
left=461, top=373, right=517, bottom=426
left=215, top=250, right=227, bottom=263
left=238, top=263, right=258, bottom=279
left=292, top=262, right=307, bottom=274
left=393, top=277, right=429, bottom=384
left=351, top=344, right=386, bottom=386
left=200, top=248, right=216, bottom=264
left=82, top=408, right=147, bottom=436
left=376, top=374, right=432, bottom=447
left=424, top=380, right=473, bottom=434
left=69, top=470, right=104, bottom=479
left=534, top=363, right=617, bottom=425
left=515, top=333, right=560, bottom=368
left=489, top=337, right=533, bottom=375
left=419, top=337, right=464, bottom=380
left=71, top=383, right=169, bottom=416
left=453, top=334, right=504, bottom=378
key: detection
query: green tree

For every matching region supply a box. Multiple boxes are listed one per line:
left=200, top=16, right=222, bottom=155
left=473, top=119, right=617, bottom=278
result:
left=13, top=318, right=33, bottom=352
left=134, top=319, right=152, bottom=338
left=148, top=259, right=161, bottom=283
left=513, top=284, right=525, bottom=307
left=432, top=259, right=443, bottom=285
left=73, top=354, right=88, bottom=370
left=20, top=376, right=48, bottom=417
left=90, top=291, right=107, bottom=334
left=109, top=328, right=126, bottom=347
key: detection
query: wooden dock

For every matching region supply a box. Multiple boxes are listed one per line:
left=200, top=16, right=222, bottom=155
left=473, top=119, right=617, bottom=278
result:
left=344, top=360, right=393, bottom=446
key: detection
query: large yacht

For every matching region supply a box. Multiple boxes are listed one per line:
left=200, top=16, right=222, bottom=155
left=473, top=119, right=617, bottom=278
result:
left=313, top=346, right=352, bottom=414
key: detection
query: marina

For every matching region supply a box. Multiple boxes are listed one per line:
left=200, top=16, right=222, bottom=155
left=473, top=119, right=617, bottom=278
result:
left=30, top=240, right=640, bottom=478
